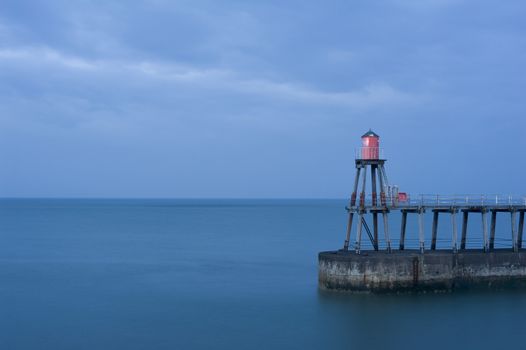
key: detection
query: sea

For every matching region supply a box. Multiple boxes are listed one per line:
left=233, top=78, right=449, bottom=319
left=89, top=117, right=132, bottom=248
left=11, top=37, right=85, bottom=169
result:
left=1, top=199, right=525, bottom=350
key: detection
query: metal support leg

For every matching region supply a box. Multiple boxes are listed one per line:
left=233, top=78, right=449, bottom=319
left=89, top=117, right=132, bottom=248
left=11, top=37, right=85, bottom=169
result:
left=451, top=210, right=458, bottom=253
left=481, top=210, right=489, bottom=252
left=400, top=211, right=407, bottom=250
left=370, top=164, right=378, bottom=250
left=378, top=165, right=386, bottom=207
left=343, top=213, right=354, bottom=251
left=355, top=213, right=364, bottom=254
left=511, top=211, right=518, bottom=252
left=431, top=211, right=439, bottom=250
left=418, top=208, right=425, bottom=254
left=371, top=165, right=377, bottom=207
left=350, top=167, right=361, bottom=207
left=372, top=213, right=379, bottom=251
left=518, top=211, right=524, bottom=249
left=490, top=210, right=497, bottom=250
left=359, top=167, right=367, bottom=208
left=372, top=165, right=379, bottom=248
left=383, top=211, right=391, bottom=253
left=461, top=211, right=469, bottom=250
left=344, top=166, right=362, bottom=250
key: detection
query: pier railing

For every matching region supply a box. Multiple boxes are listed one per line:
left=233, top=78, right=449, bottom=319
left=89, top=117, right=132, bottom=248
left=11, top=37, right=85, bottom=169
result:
left=350, top=194, right=526, bottom=209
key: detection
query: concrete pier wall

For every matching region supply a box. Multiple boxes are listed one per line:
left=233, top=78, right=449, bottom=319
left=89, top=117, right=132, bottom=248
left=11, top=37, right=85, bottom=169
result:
left=319, top=250, right=526, bottom=293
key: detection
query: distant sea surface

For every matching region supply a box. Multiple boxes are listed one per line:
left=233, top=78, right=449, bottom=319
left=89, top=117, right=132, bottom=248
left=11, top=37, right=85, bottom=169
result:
left=1, top=199, right=525, bottom=350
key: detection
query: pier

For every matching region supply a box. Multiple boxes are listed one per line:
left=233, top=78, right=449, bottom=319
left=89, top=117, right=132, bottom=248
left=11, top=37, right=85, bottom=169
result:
left=318, top=130, right=526, bottom=293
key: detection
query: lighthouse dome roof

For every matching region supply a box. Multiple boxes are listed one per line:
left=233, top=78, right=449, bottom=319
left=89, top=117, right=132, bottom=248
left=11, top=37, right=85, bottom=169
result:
left=361, top=129, right=379, bottom=138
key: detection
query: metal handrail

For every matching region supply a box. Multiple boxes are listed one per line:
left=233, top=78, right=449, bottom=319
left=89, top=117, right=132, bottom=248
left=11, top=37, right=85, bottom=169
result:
left=348, top=194, right=526, bottom=208
left=354, top=147, right=385, bottom=160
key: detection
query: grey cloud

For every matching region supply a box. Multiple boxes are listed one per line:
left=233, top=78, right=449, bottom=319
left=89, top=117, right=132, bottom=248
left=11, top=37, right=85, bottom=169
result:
left=1, top=0, right=526, bottom=197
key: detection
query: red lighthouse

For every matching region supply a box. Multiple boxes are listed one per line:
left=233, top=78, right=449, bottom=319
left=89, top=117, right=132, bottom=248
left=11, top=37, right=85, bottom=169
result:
left=343, top=129, right=391, bottom=253
left=361, top=129, right=380, bottom=160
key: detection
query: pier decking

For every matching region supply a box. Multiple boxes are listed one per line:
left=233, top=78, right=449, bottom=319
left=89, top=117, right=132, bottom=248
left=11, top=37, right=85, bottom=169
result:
left=346, top=194, right=526, bottom=254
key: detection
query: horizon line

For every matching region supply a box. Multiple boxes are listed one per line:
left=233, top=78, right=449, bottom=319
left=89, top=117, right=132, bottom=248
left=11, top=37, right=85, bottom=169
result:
left=0, top=196, right=349, bottom=200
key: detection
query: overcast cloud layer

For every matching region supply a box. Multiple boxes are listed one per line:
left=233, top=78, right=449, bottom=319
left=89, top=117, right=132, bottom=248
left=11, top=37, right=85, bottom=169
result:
left=2, top=0, right=526, bottom=198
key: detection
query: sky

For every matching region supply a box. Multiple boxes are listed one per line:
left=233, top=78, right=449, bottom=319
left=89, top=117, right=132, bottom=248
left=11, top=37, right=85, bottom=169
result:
left=1, top=0, right=526, bottom=198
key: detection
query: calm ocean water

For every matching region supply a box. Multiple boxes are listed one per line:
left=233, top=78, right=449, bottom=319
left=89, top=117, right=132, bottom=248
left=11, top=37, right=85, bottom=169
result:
left=1, top=199, right=525, bottom=350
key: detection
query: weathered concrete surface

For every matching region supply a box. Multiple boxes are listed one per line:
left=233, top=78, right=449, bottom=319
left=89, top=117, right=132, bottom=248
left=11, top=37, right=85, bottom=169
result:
left=319, top=250, right=526, bottom=293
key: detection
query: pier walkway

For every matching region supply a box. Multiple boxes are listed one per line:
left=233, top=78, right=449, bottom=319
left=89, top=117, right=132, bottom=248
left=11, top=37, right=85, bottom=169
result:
left=344, top=194, right=526, bottom=254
